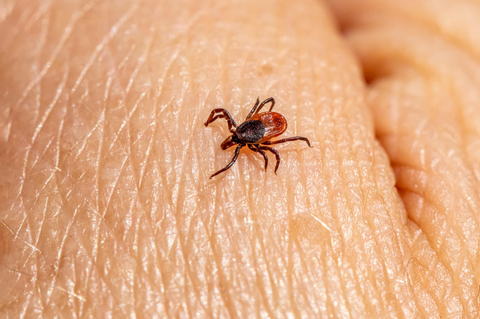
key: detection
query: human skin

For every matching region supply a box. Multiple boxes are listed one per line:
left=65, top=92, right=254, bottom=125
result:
left=1, top=0, right=480, bottom=317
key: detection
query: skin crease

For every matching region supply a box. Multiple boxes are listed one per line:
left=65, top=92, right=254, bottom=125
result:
left=0, top=0, right=480, bottom=318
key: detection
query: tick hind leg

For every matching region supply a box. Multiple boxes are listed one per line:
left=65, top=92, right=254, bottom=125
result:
left=258, top=146, right=281, bottom=174
left=262, top=136, right=312, bottom=147
left=248, top=144, right=268, bottom=171
left=204, top=108, right=237, bottom=133
left=210, top=144, right=243, bottom=179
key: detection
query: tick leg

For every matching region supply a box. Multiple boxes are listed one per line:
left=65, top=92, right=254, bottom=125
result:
left=262, top=136, right=312, bottom=147
left=210, top=145, right=243, bottom=179
left=258, top=146, right=281, bottom=174
left=255, top=97, right=275, bottom=115
left=209, top=114, right=228, bottom=123
left=248, top=144, right=268, bottom=171
left=245, top=97, right=276, bottom=120
left=245, top=98, right=260, bottom=120
left=204, top=108, right=237, bottom=133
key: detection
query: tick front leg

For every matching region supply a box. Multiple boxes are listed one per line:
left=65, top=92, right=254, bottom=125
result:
left=262, top=136, right=312, bottom=147
left=255, top=97, right=275, bottom=115
left=210, top=145, right=243, bottom=179
left=245, top=97, right=276, bottom=120
left=245, top=98, right=260, bottom=120
left=204, top=108, right=237, bottom=133
left=247, top=98, right=275, bottom=119
left=248, top=144, right=268, bottom=171
left=258, top=146, right=281, bottom=174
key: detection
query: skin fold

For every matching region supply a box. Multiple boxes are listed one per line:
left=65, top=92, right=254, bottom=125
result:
left=0, top=0, right=479, bottom=317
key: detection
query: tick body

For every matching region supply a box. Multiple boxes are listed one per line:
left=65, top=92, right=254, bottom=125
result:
left=204, top=97, right=312, bottom=179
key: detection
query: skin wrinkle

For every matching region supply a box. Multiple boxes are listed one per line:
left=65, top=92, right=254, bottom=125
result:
left=182, top=188, right=201, bottom=312
left=209, top=225, right=238, bottom=319
left=31, top=7, right=48, bottom=129
left=285, top=207, right=300, bottom=319
left=107, top=91, right=146, bottom=154
left=14, top=66, right=69, bottom=214
left=135, top=120, right=156, bottom=187
left=243, top=176, right=275, bottom=314
left=384, top=96, right=478, bottom=235
left=0, top=220, right=41, bottom=253
left=340, top=102, right=386, bottom=316
left=316, top=119, right=344, bottom=317
left=14, top=1, right=96, bottom=111
left=390, top=130, right=480, bottom=229
left=190, top=132, right=220, bottom=315
left=406, top=223, right=461, bottom=316
left=46, top=205, right=77, bottom=305
left=70, top=3, right=138, bottom=95
left=330, top=96, right=371, bottom=312
left=54, top=116, right=66, bottom=196
left=168, top=72, right=204, bottom=316
left=128, top=89, right=157, bottom=193
left=124, top=32, right=155, bottom=95
left=184, top=217, right=206, bottom=317
left=31, top=195, right=48, bottom=278
left=374, top=147, right=416, bottom=313
left=29, top=136, right=55, bottom=177
left=329, top=106, right=363, bottom=316
left=293, top=235, right=321, bottom=313
left=19, top=58, right=67, bottom=309
left=126, top=76, right=171, bottom=317
left=85, top=103, right=105, bottom=315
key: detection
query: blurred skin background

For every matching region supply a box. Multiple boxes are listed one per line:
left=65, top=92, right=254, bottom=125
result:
left=1, top=0, right=480, bottom=317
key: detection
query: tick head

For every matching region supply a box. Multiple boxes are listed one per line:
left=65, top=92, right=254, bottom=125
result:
left=221, top=135, right=239, bottom=150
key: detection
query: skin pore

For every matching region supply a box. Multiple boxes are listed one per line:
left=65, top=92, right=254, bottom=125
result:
left=1, top=0, right=480, bottom=317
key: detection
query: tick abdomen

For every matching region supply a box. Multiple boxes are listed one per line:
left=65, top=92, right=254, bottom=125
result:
left=250, top=112, right=287, bottom=143
left=236, top=120, right=265, bottom=143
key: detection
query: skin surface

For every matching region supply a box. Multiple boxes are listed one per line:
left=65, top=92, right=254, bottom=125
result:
left=0, top=0, right=479, bottom=317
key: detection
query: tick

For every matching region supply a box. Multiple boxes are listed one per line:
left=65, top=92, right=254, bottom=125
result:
left=204, top=97, right=312, bottom=179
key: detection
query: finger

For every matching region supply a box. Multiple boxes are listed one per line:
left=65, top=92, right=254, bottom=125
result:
left=328, top=0, right=480, bottom=316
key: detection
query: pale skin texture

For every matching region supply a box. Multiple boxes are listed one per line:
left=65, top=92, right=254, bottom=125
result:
left=1, top=0, right=480, bottom=317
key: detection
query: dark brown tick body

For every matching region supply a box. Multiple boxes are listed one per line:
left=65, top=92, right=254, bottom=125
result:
left=204, top=97, right=312, bottom=179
